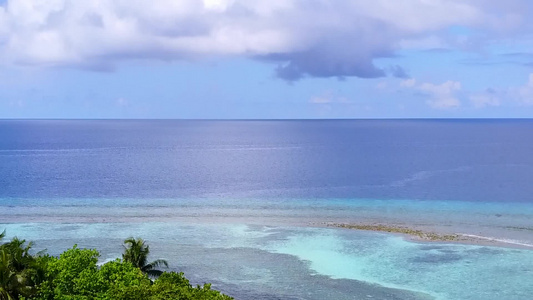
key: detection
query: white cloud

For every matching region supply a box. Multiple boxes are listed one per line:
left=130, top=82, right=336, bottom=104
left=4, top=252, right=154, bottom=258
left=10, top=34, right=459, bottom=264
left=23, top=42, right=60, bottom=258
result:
left=0, top=0, right=531, bottom=80
left=517, top=73, right=533, bottom=105
left=398, top=36, right=448, bottom=50
left=394, top=73, right=533, bottom=110
left=465, top=73, right=533, bottom=108
left=469, top=90, right=500, bottom=108
left=402, top=79, right=462, bottom=109
left=203, top=0, right=235, bottom=12
left=400, top=78, right=417, bottom=88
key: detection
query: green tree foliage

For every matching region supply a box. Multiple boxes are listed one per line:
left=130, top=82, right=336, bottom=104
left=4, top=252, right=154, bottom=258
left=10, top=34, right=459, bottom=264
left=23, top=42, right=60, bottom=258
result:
left=37, top=245, right=102, bottom=299
left=0, top=231, right=46, bottom=300
left=1, top=230, right=233, bottom=300
left=98, top=260, right=152, bottom=300
left=151, top=272, right=233, bottom=300
left=122, top=238, right=168, bottom=278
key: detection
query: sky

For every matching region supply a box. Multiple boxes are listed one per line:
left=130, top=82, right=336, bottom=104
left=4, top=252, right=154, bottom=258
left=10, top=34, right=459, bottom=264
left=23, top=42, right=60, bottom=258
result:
left=1, top=0, right=533, bottom=119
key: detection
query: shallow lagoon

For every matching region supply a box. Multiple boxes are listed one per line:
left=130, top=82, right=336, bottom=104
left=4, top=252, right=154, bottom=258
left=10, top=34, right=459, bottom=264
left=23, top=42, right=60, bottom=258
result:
left=2, top=197, right=533, bottom=300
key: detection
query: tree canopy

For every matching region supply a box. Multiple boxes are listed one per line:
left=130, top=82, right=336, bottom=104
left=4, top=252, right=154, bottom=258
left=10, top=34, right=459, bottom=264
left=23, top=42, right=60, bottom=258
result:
left=0, top=231, right=233, bottom=300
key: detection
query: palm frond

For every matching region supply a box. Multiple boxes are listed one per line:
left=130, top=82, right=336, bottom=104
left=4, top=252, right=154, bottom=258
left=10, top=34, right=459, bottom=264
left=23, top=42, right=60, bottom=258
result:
left=145, top=269, right=164, bottom=278
left=122, top=237, right=168, bottom=278
left=141, top=259, right=168, bottom=272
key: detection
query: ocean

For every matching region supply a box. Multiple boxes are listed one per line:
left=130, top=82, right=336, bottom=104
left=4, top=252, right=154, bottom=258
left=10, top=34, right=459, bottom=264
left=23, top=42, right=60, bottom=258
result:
left=1, top=119, right=532, bottom=299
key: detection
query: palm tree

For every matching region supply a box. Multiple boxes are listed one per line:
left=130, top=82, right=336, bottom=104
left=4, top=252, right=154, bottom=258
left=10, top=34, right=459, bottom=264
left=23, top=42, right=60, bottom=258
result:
left=0, top=248, right=18, bottom=300
left=122, top=238, right=168, bottom=278
left=0, top=232, right=42, bottom=300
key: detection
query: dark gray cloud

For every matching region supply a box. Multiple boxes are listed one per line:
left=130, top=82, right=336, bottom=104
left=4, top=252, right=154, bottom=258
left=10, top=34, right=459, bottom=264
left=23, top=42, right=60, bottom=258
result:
left=388, top=65, right=410, bottom=79
left=268, top=49, right=387, bottom=81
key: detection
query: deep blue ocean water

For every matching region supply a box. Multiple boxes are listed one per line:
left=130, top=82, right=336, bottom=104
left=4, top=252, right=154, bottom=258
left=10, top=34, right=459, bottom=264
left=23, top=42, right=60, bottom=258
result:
left=1, top=119, right=533, bottom=300
left=1, top=119, right=532, bottom=201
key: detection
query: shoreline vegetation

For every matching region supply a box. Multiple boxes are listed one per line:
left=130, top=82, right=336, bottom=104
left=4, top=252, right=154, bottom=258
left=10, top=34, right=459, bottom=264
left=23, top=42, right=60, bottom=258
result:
left=0, top=230, right=233, bottom=300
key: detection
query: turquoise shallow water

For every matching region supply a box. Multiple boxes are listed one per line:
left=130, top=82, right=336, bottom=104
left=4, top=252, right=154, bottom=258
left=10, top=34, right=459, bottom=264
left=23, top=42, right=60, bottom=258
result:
left=1, top=197, right=533, bottom=300
left=269, top=227, right=533, bottom=300
left=2, top=197, right=533, bottom=246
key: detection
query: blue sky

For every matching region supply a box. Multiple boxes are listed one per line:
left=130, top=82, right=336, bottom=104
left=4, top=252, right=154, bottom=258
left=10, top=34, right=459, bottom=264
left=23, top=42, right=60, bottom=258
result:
left=1, top=0, right=533, bottom=119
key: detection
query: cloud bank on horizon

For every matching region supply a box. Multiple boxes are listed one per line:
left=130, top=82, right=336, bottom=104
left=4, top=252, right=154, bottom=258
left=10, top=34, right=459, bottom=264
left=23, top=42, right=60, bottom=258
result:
left=0, top=0, right=531, bottom=80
